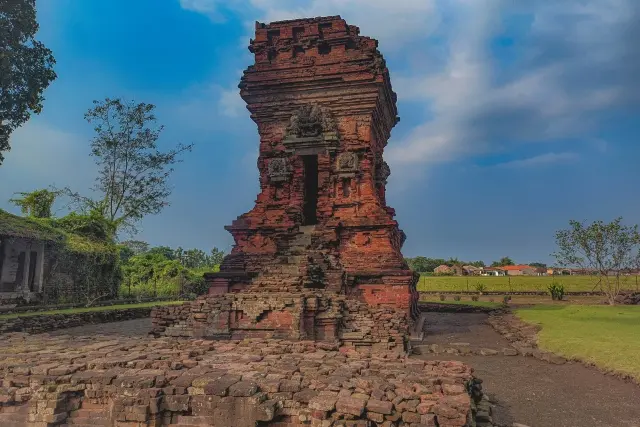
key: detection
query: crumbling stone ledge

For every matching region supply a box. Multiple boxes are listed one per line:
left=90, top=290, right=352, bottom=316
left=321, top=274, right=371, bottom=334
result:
left=0, top=307, right=154, bottom=334
left=487, top=314, right=568, bottom=367
left=0, top=332, right=483, bottom=426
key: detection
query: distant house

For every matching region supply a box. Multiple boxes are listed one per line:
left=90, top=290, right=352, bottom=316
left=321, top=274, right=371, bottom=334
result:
left=547, top=268, right=570, bottom=276
left=501, top=265, right=537, bottom=276
left=534, top=267, right=547, bottom=276
left=462, top=265, right=482, bottom=276
left=433, top=264, right=464, bottom=276
left=481, top=267, right=506, bottom=276
left=434, top=265, right=452, bottom=275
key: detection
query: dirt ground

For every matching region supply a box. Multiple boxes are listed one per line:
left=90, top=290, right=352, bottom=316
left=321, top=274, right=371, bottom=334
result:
left=415, top=312, right=640, bottom=427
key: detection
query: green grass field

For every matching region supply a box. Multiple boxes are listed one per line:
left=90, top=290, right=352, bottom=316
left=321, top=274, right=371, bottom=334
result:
left=0, top=300, right=184, bottom=320
left=417, top=274, right=640, bottom=293
left=516, top=305, right=640, bottom=381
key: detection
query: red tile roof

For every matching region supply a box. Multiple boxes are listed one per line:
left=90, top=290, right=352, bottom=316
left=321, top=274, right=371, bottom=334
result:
left=500, top=265, right=533, bottom=271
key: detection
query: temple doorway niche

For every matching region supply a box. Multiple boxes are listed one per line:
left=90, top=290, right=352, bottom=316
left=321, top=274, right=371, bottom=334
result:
left=302, top=155, right=318, bottom=225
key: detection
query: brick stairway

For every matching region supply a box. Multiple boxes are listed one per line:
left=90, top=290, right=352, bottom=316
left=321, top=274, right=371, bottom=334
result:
left=249, top=225, right=344, bottom=293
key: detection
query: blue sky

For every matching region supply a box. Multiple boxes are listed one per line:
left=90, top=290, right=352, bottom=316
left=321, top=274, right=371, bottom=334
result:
left=1, top=0, right=639, bottom=265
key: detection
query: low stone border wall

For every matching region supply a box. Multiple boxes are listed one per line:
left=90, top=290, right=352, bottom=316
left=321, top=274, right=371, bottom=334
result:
left=420, top=291, right=604, bottom=296
left=0, top=297, right=176, bottom=315
left=418, top=302, right=504, bottom=314
left=0, top=307, right=153, bottom=334
left=487, top=314, right=567, bottom=365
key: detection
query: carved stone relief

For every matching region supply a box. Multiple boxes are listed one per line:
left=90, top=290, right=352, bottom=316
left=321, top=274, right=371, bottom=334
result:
left=336, top=152, right=359, bottom=173
left=286, top=104, right=337, bottom=138
left=375, top=159, right=391, bottom=185
left=267, top=158, right=290, bottom=182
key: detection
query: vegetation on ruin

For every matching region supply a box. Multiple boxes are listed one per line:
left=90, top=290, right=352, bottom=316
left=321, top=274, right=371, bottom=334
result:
left=516, top=305, right=640, bottom=381
left=416, top=275, right=640, bottom=293
left=9, top=188, right=62, bottom=218
left=0, top=300, right=184, bottom=320
left=0, top=0, right=57, bottom=165
left=1, top=194, right=121, bottom=305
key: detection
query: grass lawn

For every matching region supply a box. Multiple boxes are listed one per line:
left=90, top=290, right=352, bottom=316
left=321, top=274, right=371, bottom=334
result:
left=516, top=305, right=640, bottom=381
left=417, top=274, right=640, bottom=293
left=0, top=301, right=184, bottom=320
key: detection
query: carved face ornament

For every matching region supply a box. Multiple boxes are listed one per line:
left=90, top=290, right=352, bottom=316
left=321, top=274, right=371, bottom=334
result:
left=286, top=104, right=337, bottom=138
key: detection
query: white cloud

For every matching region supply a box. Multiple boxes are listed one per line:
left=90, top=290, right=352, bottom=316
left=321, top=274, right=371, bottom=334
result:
left=179, top=0, right=228, bottom=22
left=387, top=0, right=639, bottom=170
left=250, top=0, right=440, bottom=47
left=218, top=86, right=245, bottom=118
left=179, top=0, right=640, bottom=178
left=496, top=152, right=579, bottom=169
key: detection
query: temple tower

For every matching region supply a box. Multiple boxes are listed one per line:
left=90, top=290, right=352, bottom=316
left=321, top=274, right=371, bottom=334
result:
left=207, top=16, right=419, bottom=320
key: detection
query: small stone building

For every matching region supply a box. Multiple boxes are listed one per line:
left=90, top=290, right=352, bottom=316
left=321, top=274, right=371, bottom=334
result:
left=0, top=210, right=120, bottom=305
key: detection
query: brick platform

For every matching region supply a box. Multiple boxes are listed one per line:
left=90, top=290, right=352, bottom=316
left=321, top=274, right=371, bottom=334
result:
left=151, top=293, right=409, bottom=352
left=0, top=332, right=482, bottom=427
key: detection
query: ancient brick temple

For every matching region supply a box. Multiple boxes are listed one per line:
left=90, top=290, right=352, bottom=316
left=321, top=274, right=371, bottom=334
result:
left=153, top=16, right=420, bottom=351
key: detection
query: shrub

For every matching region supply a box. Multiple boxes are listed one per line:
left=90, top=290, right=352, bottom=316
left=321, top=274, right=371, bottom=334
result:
left=548, top=282, right=565, bottom=301
left=453, top=295, right=461, bottom=301
left=471, top=295, right=479, bottom=302
left=475, top=282, right=487, bottom=294
left=502, top=295, right=510, bottom=305
left=439, top=294, right=446, bottom=301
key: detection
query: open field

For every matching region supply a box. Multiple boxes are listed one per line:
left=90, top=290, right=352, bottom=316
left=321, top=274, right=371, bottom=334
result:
left=417, top=274, right=640, bottom=293
left=516, top=305, right=640, bottom=381
left=0, top=300, right=184, bottom=320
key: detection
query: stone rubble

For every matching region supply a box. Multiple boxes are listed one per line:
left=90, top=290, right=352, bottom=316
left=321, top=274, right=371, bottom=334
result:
left=0, top=332, right=482, bottom=426
left=486, top=314, right=566, bottom=365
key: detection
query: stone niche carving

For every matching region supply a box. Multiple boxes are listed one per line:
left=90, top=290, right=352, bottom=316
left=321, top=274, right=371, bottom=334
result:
left=375, top=159, right=391, bottom=185
left=286, top=104, right=337, bottom=138
left=283, top=104, right=339, bottom=155
left=336, top=152, right=359, bottom=176
left=267, top=157, right=290, bottom=182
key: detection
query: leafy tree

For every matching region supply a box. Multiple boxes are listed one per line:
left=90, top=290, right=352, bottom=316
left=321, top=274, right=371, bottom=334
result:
left=491, top=257, right=515, bottom=267
left=9, top=188, right=60, bottom=218
left=182, top=248, right=208, bottom=269
left=554, top=218, right=640, bottom=305
left=0, top=0, right=57, bottom=165
left=406, top=256, right=447, bottom=273
left=66, top=98, right=193, bottom=232
left=147, top=245, right=175, bottom=260
left=468, top=260, right=486, bottom=268
left=120, top=248, right=206, bottom=298
left=121, top=240, right=149, bottom=255
left=445, top=257, right=461, bottom=267
left=118, top=244, right=135, bottom=264
left=529, top=262, right=547, bottom=269
left=209, top=247, right=225, bottom=266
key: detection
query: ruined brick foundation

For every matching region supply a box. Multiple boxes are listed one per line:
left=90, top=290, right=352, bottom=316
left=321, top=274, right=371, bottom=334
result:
left=0, top=333, right=482, bottom=427
left=151, top=293, right=409, bottom=352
